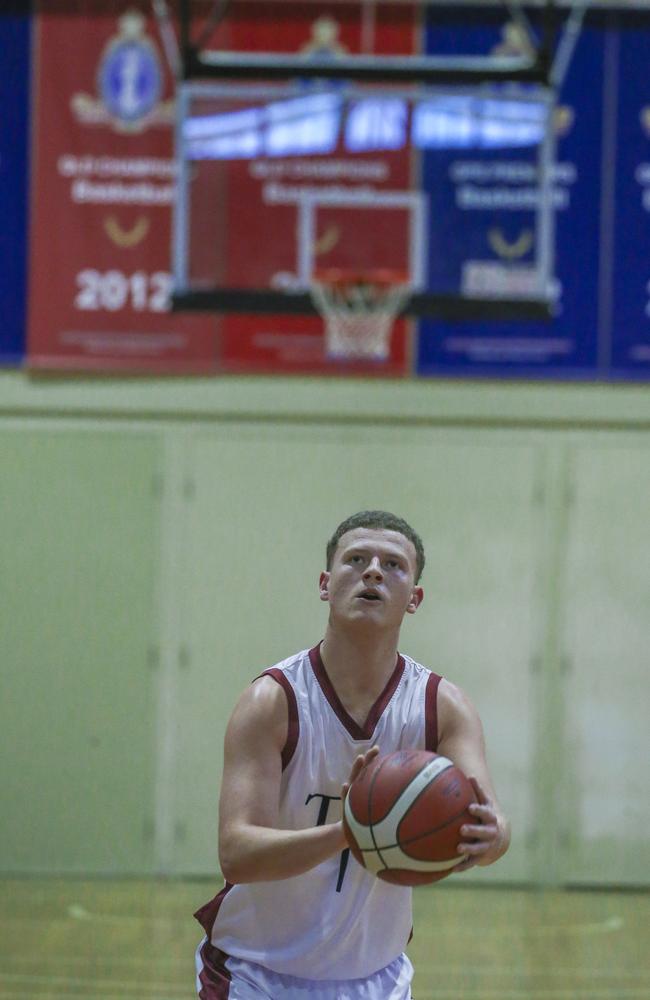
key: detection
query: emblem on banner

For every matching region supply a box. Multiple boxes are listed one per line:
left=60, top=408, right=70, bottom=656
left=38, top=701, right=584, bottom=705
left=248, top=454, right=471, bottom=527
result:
left=300, top=16, right=347, bottom=58
left=488, top=228, right=534, bottom=260
left=104, top=215, right=151, bottom=247
left=71, top=9, right=174, bottom=133
left=491, top=21, right=536, bottom=60
left=297, top=15, right=349, bottom=92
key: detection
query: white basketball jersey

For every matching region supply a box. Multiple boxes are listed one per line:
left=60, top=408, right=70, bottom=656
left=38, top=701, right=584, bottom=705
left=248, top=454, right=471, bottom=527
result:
left=195, top=644, right=441, bottom=981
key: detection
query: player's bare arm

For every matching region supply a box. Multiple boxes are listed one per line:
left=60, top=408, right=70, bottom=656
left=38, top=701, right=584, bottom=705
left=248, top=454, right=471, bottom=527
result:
left=436, top=678, right=511, bottom=868
left=218, top=677, right=376, bottom=883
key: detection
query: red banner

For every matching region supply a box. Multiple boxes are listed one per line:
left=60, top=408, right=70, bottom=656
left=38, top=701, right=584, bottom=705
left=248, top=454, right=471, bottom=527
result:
left=214, top=3, right=417, bottom=376
left=28, top=2, right=417, bottom=376
left=28, top=2, right=216, bottom=372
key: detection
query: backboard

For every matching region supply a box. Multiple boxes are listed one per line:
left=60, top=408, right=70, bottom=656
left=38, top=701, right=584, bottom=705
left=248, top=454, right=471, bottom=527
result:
left=170, top=1, right=559, bottom=323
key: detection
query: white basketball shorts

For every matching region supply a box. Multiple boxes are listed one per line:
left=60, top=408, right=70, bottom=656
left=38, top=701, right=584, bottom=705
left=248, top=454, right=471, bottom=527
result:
left=195, top=937, right=414, bottom=999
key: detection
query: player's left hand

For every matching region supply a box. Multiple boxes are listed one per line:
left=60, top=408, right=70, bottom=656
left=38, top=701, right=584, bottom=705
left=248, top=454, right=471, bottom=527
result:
left=454, top=777, right=507, bottom=871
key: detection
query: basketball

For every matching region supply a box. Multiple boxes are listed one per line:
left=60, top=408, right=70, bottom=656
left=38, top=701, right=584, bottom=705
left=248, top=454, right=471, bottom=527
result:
left=343, top=750, right=477, bottom=886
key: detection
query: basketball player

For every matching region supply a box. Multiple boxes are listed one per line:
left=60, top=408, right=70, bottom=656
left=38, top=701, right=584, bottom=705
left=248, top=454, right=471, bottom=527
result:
left=195, top=510, right=510, bottom=999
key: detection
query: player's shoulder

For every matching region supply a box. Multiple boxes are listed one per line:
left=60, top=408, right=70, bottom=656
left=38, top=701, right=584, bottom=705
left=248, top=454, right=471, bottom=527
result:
left=399, top=656, right=479, bottom=730
left=236, top=648, right=310, bottom=718
left=437, top=677, right=482, bottom=735
left=400, top=652, right=443, bottom=683
left=224, top=649, right=311, bottom=758
left=226, top=671, right=290, bottom=752
left=230, top=673, right=283, bottom=722
left=438, top=676, right=474, bottom=710
left=252, top=647, right=311, bottom=695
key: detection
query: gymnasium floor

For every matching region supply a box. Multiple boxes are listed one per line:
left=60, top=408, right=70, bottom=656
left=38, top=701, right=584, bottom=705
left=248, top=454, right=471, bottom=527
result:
left=1, top=879, right=647, bottom=999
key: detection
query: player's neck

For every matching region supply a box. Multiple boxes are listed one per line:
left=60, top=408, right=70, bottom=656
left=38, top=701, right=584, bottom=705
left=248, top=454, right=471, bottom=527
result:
left=320, top=626, right=400, bottom=694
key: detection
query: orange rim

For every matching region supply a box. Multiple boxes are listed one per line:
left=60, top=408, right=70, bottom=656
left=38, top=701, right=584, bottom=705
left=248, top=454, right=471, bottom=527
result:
left=312, top=268, right=410, bottom=290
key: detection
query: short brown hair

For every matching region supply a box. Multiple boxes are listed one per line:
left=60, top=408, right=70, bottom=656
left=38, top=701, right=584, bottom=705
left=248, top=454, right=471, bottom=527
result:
left=326, top=510, right=425, bottom=583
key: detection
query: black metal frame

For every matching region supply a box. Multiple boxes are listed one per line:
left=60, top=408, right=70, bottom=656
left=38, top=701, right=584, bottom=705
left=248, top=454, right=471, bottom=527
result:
left=172, top=289, right=553, bottom=321
left=182, top=50, right=551, bottom=85
left=177, top=0, right=558, bottom=86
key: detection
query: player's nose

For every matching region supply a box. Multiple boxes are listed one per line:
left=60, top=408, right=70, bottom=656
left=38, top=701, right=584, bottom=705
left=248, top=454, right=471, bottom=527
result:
left=363, top=556, right=384, bottom=580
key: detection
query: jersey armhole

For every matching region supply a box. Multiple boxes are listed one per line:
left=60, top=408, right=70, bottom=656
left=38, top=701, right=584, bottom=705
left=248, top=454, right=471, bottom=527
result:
left=425, top=672, right=442, bottom=752
left=254, top=668, right=300, bottom=771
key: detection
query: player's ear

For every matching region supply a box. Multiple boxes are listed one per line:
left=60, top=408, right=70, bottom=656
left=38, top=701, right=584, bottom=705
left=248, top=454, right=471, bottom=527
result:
left=406, top=586, right=424, bottom=615
left=319, top=571, right=331, bottom=602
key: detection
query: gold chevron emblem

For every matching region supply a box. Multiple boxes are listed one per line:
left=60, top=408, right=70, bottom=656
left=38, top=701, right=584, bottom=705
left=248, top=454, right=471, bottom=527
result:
left=488, top=227, right=533, bottom=260
left=104, top=215, right=150, bottom=247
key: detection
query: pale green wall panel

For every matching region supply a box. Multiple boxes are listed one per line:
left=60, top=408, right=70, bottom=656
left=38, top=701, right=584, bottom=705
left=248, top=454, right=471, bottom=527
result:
left=0, top=368, right=648, bottom=888
left=0, top=430, right=161, bottom=874
left=560, top=443, right=650, bottom=886
left=400, top=438, right=545, bottom=885
left=169, top=426, right=542, bottom=882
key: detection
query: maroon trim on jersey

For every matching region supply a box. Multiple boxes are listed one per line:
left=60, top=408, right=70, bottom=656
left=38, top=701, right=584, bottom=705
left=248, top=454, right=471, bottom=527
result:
left=424, top=672, right=442, bottom=752
left=309, top=643, right=405, bottom=741
left=194, top=883, right=234, bottom=938
left=196, top=937, right=232, bottom=999
left=259, top=667, right=300, bottom=770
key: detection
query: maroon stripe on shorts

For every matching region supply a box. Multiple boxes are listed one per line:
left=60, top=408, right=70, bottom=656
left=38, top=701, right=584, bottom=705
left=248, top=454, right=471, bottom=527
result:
left=260, top=668, right=300, bottom=770
left=197, top=938, right=232, bottom=999
left=424, top=672, right=442, bottom=752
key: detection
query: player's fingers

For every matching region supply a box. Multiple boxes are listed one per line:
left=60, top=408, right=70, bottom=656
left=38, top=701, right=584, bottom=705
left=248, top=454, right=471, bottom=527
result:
left=348, top=753, right=368, bottom=782
left=457, top=839, right=490, bottom=855
left=468, top=802, right=496, bottom=822
left=346, top=745, right=380, bottom=789
left=461, top=822, right=496, bottom=841
left=355, top=746, right=379, bottom=773
left=453, top=857, right=477, bottom=872
left=347, top=759, right=363, bottom=784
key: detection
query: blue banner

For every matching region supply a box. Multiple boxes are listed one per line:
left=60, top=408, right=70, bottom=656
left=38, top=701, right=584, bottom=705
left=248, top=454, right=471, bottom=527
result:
left=609, top=18, right=650, bottom=378
left=0, top=7, right=31, bottom=366
left=416, top=7, right=607, bottom=379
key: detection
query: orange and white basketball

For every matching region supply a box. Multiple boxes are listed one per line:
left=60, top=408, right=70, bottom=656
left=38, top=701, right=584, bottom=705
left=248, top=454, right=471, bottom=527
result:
left=343, top=750, right=476, bottom=886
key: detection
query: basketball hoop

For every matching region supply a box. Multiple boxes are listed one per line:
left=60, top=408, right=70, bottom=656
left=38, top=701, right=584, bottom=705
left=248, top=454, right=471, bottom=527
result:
left=310, top=269, right=411, bottom=361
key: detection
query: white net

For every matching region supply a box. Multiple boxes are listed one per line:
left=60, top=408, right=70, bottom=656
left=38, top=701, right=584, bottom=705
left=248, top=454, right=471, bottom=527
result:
left=310, top=271, right=411, bottom=361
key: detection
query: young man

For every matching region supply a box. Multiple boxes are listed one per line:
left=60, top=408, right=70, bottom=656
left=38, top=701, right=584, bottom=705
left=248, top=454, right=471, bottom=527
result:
left=195, top=510, right=510, bottom=999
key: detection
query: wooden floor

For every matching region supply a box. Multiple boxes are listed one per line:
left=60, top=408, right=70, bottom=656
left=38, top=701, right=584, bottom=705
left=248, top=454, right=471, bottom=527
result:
left=0, top=879, right=648, bottom=999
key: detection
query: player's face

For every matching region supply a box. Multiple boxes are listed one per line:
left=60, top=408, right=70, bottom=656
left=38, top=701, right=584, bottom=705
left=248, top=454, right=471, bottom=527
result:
left=319, top=528, right=423, bottom=627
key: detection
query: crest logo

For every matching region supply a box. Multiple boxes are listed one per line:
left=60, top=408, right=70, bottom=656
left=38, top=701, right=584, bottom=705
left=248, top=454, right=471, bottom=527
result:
left=71, top=9, right=174, bottom=133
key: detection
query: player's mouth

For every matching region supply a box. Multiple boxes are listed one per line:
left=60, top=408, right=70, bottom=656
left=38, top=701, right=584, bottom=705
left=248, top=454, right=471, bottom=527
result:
left=357, top=589, right=382, bottom=602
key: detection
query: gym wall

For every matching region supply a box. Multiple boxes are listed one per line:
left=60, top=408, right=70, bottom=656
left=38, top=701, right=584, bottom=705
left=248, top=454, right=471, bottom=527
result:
left=1, top=373, right=648, bottom=887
